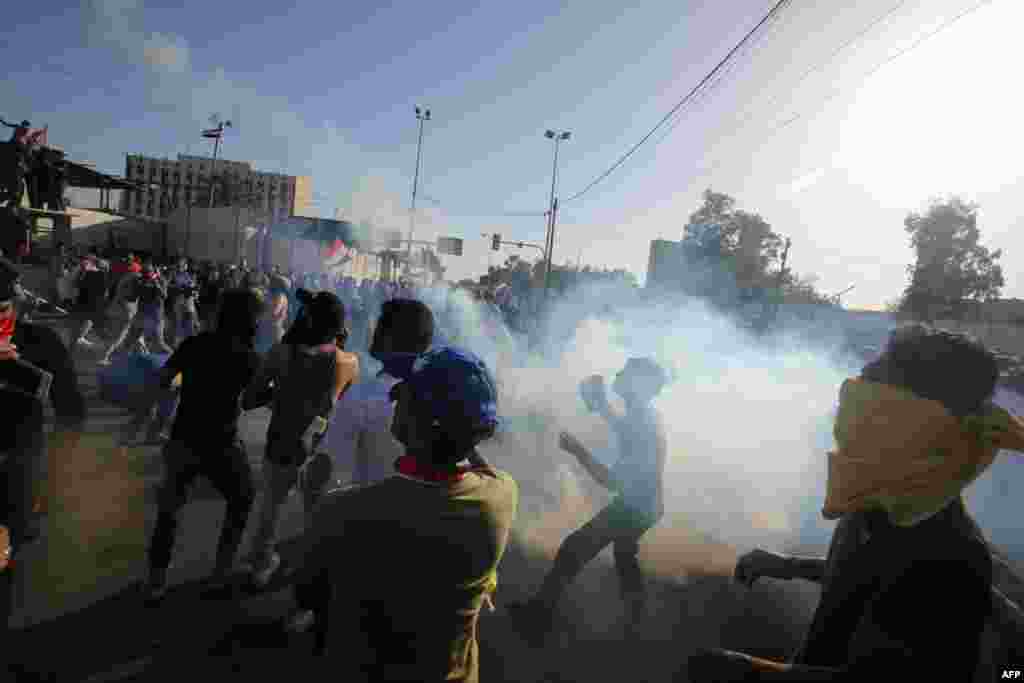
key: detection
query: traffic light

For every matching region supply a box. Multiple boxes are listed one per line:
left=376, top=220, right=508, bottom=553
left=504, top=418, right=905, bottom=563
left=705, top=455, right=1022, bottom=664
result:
left=492, top=234, right=501, bottom=251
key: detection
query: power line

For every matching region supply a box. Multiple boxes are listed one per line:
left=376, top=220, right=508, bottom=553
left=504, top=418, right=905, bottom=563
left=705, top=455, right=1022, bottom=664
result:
left=771, top=0, right=993, bottom=134
left=676, top=0, right=995, bottom=185
left=563, top=0, right=794, bottom=205
left=652, top=0, right=908, bottom=149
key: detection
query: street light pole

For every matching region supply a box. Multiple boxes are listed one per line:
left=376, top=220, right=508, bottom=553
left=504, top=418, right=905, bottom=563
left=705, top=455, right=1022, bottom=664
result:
left=407, top=106, right=431, bottom=276
left=208, top=118, right=232, bottom=208
left=543, top=129, right=570, bottom=301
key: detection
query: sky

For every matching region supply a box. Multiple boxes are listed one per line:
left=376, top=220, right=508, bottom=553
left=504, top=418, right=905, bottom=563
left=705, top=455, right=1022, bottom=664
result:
left=2, top=0, right=1022, bottom=309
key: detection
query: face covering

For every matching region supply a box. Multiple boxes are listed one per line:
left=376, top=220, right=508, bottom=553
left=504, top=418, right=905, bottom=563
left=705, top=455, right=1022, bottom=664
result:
left=824, top=377, right=1024, bottom=526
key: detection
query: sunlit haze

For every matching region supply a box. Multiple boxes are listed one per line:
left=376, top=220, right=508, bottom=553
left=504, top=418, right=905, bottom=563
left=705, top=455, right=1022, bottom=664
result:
left=2, top=0, right=1021, bottom=308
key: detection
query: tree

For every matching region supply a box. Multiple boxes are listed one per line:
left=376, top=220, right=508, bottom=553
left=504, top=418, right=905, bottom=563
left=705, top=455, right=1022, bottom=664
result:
left=899, top=197, right=1004, bottom=320
left=781, top=273, right=831, bottom=305
left=681, top=189, right=787, bottom=305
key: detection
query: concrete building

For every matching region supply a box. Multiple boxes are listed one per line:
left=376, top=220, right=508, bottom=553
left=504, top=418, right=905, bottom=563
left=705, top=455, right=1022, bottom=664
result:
left=121, top=153, right=312, bottom=222
left=646, top=239, right=683, bottom=290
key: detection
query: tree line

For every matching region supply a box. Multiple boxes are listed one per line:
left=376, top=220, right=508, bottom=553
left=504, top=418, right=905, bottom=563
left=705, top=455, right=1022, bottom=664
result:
left=461, top=187, right=1008, bottom=321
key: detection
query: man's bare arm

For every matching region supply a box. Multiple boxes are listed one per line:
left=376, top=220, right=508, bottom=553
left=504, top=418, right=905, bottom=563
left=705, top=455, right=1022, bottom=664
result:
left=560, top=433, right=618, bottom=492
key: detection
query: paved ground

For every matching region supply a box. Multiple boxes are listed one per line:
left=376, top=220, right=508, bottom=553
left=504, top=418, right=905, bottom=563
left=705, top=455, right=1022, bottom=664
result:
left=3, top=316, right=1021, bottom=682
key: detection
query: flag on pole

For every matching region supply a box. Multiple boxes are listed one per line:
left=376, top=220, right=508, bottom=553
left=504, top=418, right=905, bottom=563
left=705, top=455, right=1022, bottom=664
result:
left=322, top=239, right=346, bottom=260
left=25, top=126, right=47, bottom=147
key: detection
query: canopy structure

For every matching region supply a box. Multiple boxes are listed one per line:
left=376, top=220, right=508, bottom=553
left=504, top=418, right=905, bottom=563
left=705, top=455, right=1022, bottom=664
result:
left=60, top=154, right=147, bottom=212
left=63, top=159, right=144, bottom=191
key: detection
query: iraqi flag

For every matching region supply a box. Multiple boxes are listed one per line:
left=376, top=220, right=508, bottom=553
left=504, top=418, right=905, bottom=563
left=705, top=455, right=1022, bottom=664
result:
left=322, top=239, right=352, bottom=268
left=202, top=122, right=230, bottom=139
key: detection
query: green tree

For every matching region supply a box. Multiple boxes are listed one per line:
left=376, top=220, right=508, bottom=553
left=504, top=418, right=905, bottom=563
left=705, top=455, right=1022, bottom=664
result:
left=681, top=189, right=785, bottom=303
left=899, top=197, right=1004, bottom=320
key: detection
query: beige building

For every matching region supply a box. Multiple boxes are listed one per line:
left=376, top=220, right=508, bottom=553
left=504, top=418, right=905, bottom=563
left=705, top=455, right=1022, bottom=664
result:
left=646, top=239, right=683, bottom=290
left=121, top=153, right=312, bottom=222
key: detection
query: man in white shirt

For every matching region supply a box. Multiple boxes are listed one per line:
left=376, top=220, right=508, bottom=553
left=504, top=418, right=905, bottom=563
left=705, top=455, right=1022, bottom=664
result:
left=326, top=353, right=402, bottom=487
left=326, top=299, right=436, bottom=488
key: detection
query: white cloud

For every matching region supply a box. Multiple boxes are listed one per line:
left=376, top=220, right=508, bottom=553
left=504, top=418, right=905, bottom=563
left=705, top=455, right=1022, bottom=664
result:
left=84, top=0, right=189, bottom=73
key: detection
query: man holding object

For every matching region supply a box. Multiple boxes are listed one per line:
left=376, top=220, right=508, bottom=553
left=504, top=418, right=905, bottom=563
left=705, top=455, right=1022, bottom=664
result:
left=509, top=358, right=668, bottom=643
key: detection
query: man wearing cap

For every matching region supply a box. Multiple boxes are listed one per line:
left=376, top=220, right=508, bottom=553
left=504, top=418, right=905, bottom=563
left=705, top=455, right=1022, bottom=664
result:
left=288, top=343, right=518, bottom=682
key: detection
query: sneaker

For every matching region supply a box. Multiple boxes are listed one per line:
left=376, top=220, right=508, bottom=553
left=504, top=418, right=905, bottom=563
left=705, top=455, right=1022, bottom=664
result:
left=75, top=337, right=94, bottom=347
left=505, top=600, right=556, bottom=647
left=98, top=358, right=113, bottom=366
left=283, top=609, right=316, bottom=634
left=251, top=552, right=282, bottom=589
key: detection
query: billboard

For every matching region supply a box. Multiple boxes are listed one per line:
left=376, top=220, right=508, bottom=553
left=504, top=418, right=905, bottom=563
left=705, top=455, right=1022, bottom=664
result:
left=436, top=236, right=463, bottom=256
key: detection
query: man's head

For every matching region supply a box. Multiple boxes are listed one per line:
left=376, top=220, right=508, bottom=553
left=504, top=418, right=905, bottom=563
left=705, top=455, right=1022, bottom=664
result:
left=861, top=324, right=998, bottom=417
left=285, top=288, right=347, bottom=347
left=370, top=298, right=435, bottom=357
left=387, top=346, right=500, bottom=467
left=613, top=357, right=668, bottom=405
left=214, top=288, right=264, bottom=347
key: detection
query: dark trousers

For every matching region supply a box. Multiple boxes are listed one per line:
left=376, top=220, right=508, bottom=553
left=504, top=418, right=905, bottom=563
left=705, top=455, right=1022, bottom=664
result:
left=148, top=439, right=255, bottom=573
left=0, top=388, right=45, bottom=552
left=0, top=387, right=45, bottom=633
left=538, top=497, right=659, bottom=606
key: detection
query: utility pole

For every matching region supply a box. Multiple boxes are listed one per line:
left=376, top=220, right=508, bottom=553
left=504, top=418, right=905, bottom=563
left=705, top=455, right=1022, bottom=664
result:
left=407, top=106, right=431, bottom=277
left=206, top=117, right=231, bottom=208
left=543, top=129, right=570, bottom=301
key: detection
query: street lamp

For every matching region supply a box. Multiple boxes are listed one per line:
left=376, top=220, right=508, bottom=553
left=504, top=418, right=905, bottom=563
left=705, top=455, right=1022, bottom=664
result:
left=406, top=106, right=431, bottom=276
left=543, top=129, right=571, bottom=300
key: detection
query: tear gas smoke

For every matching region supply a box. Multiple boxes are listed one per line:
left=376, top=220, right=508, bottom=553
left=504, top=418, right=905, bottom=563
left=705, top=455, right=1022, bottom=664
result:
left=470, top=283, right=855, bottom=588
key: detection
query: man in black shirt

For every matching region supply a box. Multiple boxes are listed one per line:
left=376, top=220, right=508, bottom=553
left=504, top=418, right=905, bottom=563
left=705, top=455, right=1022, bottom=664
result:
left=690, top=326, right=1002, bottom=681
left=143, top=288, right=264, bottom=604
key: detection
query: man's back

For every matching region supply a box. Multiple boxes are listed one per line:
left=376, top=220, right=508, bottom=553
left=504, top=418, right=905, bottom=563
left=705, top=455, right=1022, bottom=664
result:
left=315, top=471, right=518, bottom=682
left=168, top=332, right=260, bottom=448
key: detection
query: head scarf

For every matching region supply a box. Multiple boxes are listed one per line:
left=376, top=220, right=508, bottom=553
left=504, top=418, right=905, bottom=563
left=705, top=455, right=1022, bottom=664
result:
left=824, top=377, right=1024, bottom=526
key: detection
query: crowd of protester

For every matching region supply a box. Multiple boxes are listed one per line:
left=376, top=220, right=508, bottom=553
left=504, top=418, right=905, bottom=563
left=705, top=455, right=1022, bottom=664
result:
left=1, top=245, right=1023, bottom=681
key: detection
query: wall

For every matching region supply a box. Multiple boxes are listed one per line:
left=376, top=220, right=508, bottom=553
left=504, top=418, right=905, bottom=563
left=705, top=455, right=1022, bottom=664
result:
left=166, top=206, right=251, bottom=264
left=68, top=208, right=161, bottom=253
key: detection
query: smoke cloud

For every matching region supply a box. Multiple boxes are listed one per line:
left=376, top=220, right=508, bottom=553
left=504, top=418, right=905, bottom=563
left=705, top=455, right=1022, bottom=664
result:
left=83, top=0, right=190, bottom=73
left=428, top=282, right=858, bottom=595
